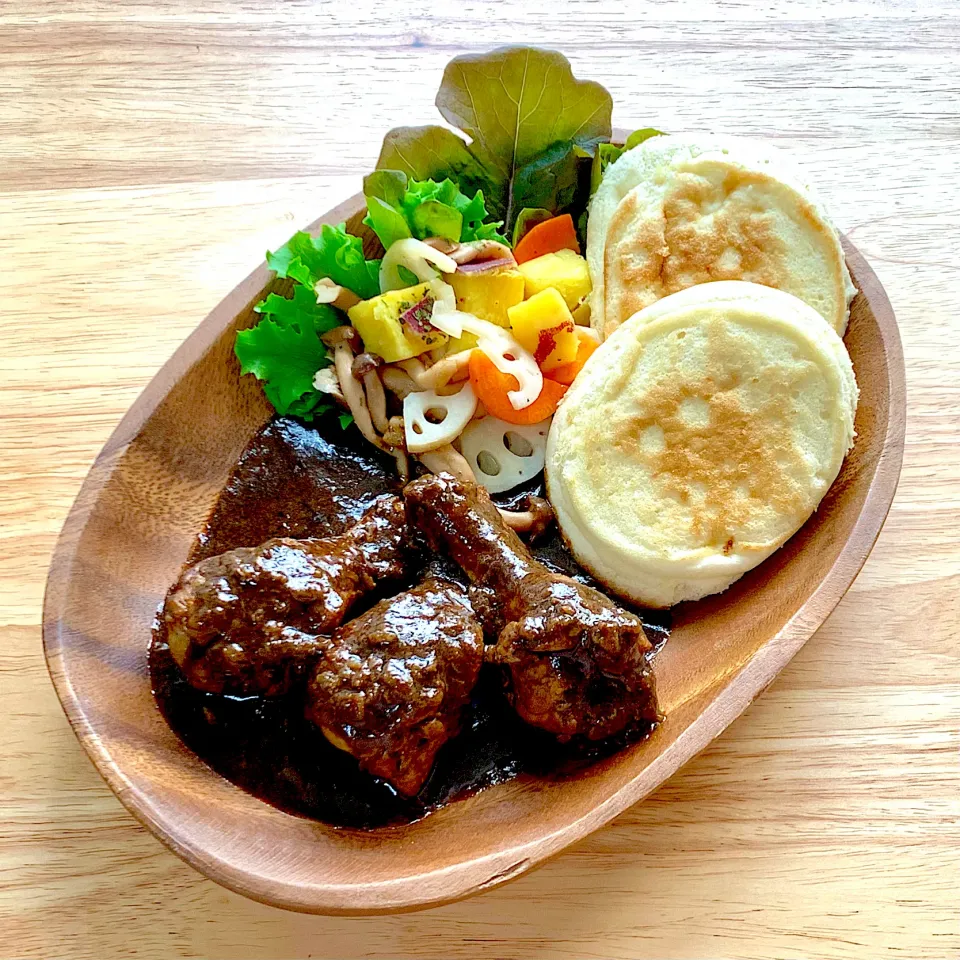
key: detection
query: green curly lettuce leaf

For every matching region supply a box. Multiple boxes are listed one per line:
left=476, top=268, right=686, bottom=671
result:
left=269, top=389, right=333, bottom=424
left=234, top=285, right=344, bottom=422
left=361, top=171, right=411, bottom=250
left=235, top=315, right=329, bottom=418
left=266, top=223, right=380, bottom=300
left=240, top=223, right=381, bottom=425
left=374, top=47, right=612, bottom=230
left=362, top=171, right=507, bottom=248
left=254, top=284, right=342, bottom=334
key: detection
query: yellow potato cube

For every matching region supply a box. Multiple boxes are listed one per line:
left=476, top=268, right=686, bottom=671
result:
left=445, top=331, right=479, bottom=355
left=508, top=287, right=579, bottom=372
left=517, top=248, right=592, bottom=311
left=348, top=282, right=447, bottom=362
left=448, top=265, right=525, bottom=328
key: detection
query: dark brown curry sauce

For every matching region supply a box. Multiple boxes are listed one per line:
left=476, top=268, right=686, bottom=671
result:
left=150, top=416, right=668, bottom=828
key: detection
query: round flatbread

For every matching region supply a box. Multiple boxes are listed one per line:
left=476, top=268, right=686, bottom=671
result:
left=546, top=281, right=858, bottom=608
left=586, top=135, right=856, bottom=339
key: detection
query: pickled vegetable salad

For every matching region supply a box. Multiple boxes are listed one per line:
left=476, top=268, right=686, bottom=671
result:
left=235, top=45, right=661, bottom=495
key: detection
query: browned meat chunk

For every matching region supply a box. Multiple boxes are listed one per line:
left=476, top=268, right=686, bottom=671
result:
left=162, top=496, right=411, bottom=696
left=306, top=578, right=483, bottom=796
left=404, top=474, right=658, bottom=741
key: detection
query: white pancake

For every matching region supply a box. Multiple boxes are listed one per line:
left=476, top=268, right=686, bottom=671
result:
left=546, top=281, right=858, bottom=608
left=587, top=135, right=856, bottom=339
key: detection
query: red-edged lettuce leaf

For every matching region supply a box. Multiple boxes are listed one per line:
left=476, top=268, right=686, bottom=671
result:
left=376, top=126, right=492, bottom=203
left=375, top=47, right=612, bottom=230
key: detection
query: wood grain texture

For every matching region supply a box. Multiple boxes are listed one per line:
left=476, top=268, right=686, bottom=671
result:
left=3, top=0, right=959, bottom=956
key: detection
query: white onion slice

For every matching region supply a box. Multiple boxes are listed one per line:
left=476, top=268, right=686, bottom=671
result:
left=428, top=280, right=462, bottom=336
left=380, top=239, right=457, bottom=293
left=456, top=313, right=542, bottom=410
left=460, top=416, right=550, bottom=494
left=423, top=294, right=542, bottom=410
left=403, top=382, right=478, bottom=453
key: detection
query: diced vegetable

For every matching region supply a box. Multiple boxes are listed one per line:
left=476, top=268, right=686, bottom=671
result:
left=468, top=350, right=567, bottom=425
left=460, top=416, right=550, bottom=494
left=428, top=281, right=482, bottom=354
left=448, top=264, right=525, bottom=329
left=546, top=330, right=600, bottom=385
left=517, top=248, right=592, bottom=312
left=508, top=287, right=579, bottom=372
left=571, top=298, right=591, bottom=326
left=513, top=213, right=581, bottom=264
left=348, top=282, right=448, bottom=362
left=445, top=331, right=480, bottom=354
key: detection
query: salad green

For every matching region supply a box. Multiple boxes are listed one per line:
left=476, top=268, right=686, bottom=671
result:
left=236, top=224, right=382, bottom=420
left=235, top=287, right=342, bottom=421
left=377, top=47, right=612, bottom=230
left=267, top=224, right=381, bottom=300
left=234, top=45, right=663, bottom=426
left=363, top=171, right=506, bottom=249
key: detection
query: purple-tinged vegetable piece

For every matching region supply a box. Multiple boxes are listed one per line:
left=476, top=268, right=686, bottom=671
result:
left=399, top=295, right=437, bottom=337
left=455, top=257, right=517, bottom=275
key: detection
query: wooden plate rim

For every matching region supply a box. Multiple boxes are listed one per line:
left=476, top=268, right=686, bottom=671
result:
left=42, top=193, right=906, bottom=914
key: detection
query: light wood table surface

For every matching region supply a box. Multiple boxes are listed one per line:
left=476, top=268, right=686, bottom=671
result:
left=3, top=2, right=959, bottom=958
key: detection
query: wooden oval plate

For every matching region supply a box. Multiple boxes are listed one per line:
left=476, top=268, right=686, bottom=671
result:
left=43, top=194, right=905, bottom=915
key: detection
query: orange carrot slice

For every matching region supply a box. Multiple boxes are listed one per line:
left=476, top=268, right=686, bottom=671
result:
left=546, top=334, right=599, bottom=385
left=468, top=350, right=568, bottom=425
left=513, top=214, right=581, bottom=264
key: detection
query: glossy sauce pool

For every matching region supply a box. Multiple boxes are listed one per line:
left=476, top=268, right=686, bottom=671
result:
left=150, top=416, right=669, bottom=828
